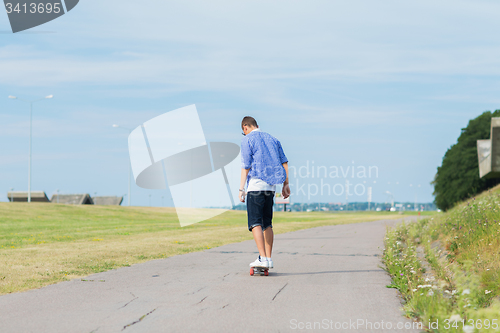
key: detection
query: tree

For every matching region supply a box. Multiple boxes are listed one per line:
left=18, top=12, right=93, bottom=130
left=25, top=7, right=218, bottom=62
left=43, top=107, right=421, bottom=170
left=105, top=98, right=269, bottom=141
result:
left=433, top=110, right=500, bottom=211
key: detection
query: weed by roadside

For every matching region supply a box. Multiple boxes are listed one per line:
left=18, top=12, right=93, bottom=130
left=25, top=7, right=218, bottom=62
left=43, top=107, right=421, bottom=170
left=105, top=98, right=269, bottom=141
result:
left=383, top=186, right=500, bottom=332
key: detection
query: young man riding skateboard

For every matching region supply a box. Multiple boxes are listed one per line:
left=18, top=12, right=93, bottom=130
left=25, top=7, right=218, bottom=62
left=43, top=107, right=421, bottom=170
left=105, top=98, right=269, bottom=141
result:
left=239, top=116, right=290, bottom=270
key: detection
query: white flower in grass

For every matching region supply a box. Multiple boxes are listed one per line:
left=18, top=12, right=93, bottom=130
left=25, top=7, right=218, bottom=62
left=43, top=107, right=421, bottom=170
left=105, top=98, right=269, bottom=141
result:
left=462, top=289, right=470, bottom=295
left=485, top=290, right=492, bottom=294
left=463, top=325, right=474, bottom=333
left=412, top=289, right=417, bottom=292
left=427, top=290, right=434, bottom=296
left=449, top=314, right=461, bottom=322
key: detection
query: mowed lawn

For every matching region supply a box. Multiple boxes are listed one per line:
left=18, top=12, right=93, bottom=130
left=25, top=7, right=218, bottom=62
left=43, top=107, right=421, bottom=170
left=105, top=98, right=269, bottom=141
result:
left=0, top=202, right=410, bottom=295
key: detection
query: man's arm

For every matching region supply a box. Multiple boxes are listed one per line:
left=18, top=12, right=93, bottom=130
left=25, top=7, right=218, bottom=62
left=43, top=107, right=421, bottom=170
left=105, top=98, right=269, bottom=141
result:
left=239, top=168, right=250, bottom=202
left=282, top=162, right=290, bottom=199
left=239, top=136, right=253, bottom=203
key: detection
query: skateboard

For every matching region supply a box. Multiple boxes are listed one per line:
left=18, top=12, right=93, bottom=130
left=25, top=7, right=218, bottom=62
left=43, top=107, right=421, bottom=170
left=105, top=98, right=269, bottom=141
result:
left=250, top=267, right=269, bottom=276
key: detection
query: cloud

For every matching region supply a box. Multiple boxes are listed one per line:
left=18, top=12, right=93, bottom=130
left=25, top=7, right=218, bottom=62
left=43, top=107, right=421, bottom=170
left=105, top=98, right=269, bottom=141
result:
left=3, top=43, right=500, bottom=87
left=0, top=148, right=126, bottom=166
left=2, top=0, right=500, bottom=90
left=0, top=104, right=165, bottom=139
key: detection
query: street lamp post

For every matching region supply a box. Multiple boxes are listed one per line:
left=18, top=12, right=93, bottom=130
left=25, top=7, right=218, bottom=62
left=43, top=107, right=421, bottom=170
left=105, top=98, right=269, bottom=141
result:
left=411, top=184, right=421, bottom=211
left=385, top=191, right=394, bottom=209
left=113, top=124, right=132, bottom=206
left=9, top=95, right=53, bottom=203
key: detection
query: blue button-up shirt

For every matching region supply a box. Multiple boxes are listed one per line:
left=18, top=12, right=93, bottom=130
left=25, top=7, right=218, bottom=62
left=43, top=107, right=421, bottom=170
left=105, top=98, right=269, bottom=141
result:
left=241, top=129, right=288, bottom=186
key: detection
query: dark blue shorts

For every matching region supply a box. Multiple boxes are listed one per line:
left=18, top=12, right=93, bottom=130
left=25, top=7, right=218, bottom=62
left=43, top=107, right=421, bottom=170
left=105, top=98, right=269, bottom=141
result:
left=247, top=191, right=274, bottom=231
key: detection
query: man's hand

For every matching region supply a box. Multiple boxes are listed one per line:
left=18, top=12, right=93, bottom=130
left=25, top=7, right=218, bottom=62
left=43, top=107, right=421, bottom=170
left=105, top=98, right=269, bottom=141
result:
left=282, top=182, right=290, bottom=199
left=239, top=189, right=246, bottom=203
left=282, top=163, right=290, bottom=199
left=239, top=168, right=249, bottom=203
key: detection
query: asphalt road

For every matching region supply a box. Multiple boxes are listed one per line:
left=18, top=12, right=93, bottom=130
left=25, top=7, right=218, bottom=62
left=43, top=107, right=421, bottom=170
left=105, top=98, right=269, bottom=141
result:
left=0, top=217, right=424, bottom=333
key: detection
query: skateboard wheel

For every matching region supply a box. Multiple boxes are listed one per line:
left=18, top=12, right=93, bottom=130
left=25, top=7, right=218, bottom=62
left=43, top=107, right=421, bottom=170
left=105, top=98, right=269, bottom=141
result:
left=250, top=268, right=254, bottom=276
left=264, top=270, right=269, bottom=276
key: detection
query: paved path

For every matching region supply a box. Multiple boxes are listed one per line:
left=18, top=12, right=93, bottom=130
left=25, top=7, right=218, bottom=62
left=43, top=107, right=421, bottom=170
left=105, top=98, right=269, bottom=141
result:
left=0, top=217, right=424, bottom=333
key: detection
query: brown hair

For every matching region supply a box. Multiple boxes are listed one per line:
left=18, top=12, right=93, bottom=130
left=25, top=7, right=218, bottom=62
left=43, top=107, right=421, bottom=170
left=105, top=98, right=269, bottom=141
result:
left=241, top=116, right=258, bottom=129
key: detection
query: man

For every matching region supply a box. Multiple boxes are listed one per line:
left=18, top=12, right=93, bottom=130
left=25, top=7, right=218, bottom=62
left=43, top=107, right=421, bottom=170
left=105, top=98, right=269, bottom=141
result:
left=239, top=116, right=290, bottom=269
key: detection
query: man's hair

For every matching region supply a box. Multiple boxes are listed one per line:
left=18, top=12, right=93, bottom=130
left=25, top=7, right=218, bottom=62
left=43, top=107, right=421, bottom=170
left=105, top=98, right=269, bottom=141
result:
left=241, top=116, right=258, bottom=128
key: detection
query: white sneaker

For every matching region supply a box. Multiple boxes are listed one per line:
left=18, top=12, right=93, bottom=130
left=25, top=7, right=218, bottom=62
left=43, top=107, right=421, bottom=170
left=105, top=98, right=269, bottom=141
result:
left=268, top=259, right=274, bottom=269
left=249, top=256, right=269, bottom=268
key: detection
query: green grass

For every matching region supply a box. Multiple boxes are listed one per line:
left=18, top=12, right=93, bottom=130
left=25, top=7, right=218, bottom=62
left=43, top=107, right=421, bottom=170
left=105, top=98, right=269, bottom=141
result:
left=0, top=202, right=405, bottom=295
left=383, top=185, right=500, bottom=332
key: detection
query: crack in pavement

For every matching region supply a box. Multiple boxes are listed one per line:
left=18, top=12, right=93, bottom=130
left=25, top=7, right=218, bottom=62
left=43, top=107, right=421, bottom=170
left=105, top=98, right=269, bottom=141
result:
left=121, top=308, right=156, bottom=331
left=197, top=296, right=208, bottom=304
left=272, top=283, right=288, bottom=301
left=186, top=287, right=206, bottom=295
left=277, top=237, right=344, bottom=240
left=119, top=292, right=138, bottom=309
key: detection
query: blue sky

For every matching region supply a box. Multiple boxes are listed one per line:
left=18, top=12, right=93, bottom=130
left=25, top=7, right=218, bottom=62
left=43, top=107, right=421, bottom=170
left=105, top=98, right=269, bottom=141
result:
left=2, top=0, right=500, bottom=206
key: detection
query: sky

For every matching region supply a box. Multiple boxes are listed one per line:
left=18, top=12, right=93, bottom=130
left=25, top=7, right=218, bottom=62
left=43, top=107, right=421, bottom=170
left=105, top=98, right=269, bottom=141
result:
left=2, top=0, right=500, bottom=206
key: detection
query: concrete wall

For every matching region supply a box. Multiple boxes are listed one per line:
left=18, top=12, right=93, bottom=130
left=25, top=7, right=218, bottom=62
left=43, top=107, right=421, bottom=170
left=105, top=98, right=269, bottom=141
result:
left=92, top=196, right=123, bottom=206
left=50, top=194, right=94, bottom=205
left=6, top=191, right=49, bottom=202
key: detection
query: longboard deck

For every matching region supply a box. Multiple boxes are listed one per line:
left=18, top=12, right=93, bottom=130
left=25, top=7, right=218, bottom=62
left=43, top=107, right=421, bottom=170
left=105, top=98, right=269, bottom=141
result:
left=250, top=267, right=269, bottom=276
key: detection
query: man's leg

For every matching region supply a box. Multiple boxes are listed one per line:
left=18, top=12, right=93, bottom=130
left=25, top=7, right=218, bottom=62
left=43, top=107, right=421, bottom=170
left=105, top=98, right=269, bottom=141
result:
left=263, top=227, right=273, bottom=258
left=247, top=191, right=266, bottom=259
left=262, top=191, right=274, bottom=259
left=251, top=226, right=266, bottom=257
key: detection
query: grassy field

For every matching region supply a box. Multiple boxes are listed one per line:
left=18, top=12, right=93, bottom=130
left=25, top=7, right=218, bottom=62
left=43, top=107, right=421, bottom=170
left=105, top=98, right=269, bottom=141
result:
left=383, top=185, right=500, bottom=332
left=0, top=202, right=412, bottom=295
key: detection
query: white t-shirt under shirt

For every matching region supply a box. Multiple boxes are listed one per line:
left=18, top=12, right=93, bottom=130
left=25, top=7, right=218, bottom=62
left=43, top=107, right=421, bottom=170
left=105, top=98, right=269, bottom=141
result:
left=247, top=177, right=276, bottom=192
